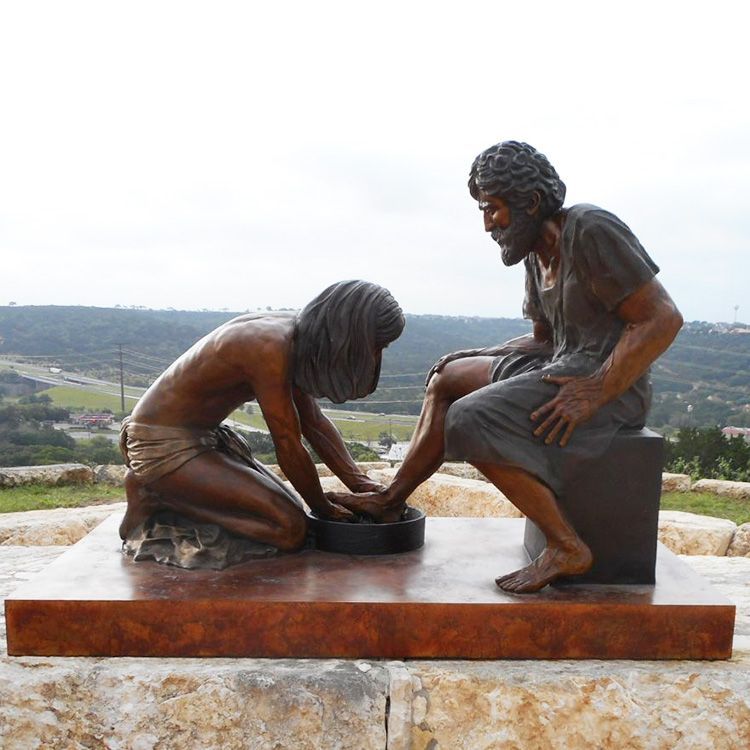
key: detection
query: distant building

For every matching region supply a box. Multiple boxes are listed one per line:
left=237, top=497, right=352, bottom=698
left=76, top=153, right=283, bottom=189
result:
left=71, top=413, right=114, bottom=428
left=722, top=426, right=750, bottom=442
left=386, top=442, right=411, bottom=461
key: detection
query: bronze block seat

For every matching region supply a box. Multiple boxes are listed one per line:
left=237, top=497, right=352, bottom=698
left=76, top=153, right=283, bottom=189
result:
left=524, top=427, right=664, bottom=584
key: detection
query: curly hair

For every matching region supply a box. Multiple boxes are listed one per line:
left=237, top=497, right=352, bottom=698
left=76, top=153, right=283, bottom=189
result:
left=468, top=141, right=566, bottom=218
left=293, top=280, right=405, bottom=404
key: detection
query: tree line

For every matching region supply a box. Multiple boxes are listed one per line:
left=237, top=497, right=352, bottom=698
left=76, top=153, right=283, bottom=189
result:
left=665, top=427, right=750, bottom=483
left=0, top=392, right=122, bottom=467
left=1, top=306, right=749, bottom=429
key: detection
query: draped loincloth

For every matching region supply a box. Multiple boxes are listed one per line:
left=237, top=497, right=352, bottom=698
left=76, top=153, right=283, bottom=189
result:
left=119, top=418, right=258, bottom=485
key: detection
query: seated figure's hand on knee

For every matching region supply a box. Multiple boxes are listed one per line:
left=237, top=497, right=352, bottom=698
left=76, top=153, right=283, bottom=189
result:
left=425, top=348, right=482, bottom=386
left=531, top=374, right=606, bottom=447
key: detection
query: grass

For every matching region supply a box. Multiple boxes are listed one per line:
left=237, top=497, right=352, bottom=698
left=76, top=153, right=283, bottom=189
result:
left=660, top=491, right=750, bottom=526
left=230, top=408, right=417, bottom=443
left=229, top=410, right=268, bottom=431
left=0, top=484, right=125, bottom=514
left=40, top=389, right=417, bottom=444
left=42, top=385, right=139, bottom=411
left=323, top=414, right=416, bottom=443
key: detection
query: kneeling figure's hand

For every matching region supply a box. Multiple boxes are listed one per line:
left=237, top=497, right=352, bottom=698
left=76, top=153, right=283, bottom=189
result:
left=314, top=497, right=356, bottom=522
left=325, top=490, right=405, bottom=524
left=347, top=476, right=388, bottom=494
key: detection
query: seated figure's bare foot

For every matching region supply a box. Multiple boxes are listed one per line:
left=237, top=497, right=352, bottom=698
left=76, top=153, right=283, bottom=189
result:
left=378, top=506, right=407, bottom=524
left=119, top=472, right=161, bottom=540
left=326, top=490, right=405, bottom=524
left=496, top=538, right=593, bottom=594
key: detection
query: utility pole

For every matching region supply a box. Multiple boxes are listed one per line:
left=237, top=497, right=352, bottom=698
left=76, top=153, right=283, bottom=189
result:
left=118, top=344, right=125, bottom=413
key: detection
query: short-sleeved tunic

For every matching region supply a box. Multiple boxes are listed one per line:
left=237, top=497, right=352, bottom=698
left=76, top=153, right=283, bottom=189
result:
left=444, top=204, right=659, bottom=496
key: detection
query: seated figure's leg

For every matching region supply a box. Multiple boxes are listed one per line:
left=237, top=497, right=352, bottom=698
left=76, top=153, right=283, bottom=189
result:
left=385, top=357, right=495, bottom=507
left=120, top=451, right=307, bottom=551
left=473, top=462, right=592, bottom=593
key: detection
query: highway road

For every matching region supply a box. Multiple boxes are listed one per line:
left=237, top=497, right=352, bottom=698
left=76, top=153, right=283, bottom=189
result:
left=0, top=356, right=417, bottom=436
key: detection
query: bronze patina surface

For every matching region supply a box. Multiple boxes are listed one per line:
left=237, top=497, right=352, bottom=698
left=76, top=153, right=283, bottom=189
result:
left=5, top=514, right=734, bottom=660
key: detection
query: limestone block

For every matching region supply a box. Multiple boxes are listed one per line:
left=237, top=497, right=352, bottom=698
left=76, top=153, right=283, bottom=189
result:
left=365, top=468, right=521, bottom=518
left=435, top=462, right=487, bottom=482
left=401, top=658, right=750, bottom=750
left=0, top=503, right=124, bottom=546
left=355, top=461, right=391, bottom=472
left=318, top=475, right=349, bottom=493
left=288, top=471, right=520, bottom=519
left=94, top=463, right=128, bottom=485
left=0, top=463, right=94, bottom=488
left=683, top=555, right=750, bottom=639
left=661, top=472, right=692, bottom=493
left=0, top=657, right=388, bottom=750
left=265, top=463, right=286, bottom=479
left=268, top=461, right=391, bottom=482
left=692, top=478, right=750, bottom=501
left=658, top=511, right=737, bottom=556
left=728, top=523, right=750, bottom=558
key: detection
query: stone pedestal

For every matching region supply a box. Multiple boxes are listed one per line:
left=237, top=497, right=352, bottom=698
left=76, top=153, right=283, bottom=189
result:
left=525, top=427, right=664, bottom=584
left=5, top=513, right=734, bottom=660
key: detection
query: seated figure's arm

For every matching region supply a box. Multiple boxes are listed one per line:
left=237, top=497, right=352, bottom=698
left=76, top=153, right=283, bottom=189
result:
left=254, top=378, right=354, bottom=521
left=532, top=278, right=683, bottom=446
left=493, top=320, right=554, bottom=355
left=293, top=388, right=385, bottom=493
left=590, top=278, right=683, bottom=402
left=425, top=318, right=553, bottom=384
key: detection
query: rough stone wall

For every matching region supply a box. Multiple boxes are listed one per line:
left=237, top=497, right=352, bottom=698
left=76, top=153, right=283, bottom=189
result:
left=3, top=479, right=750, bottom=556
left=0, top=463, right=94, bottom=487
left=0, top=503, right=125, bottom=546
left=658, top=511, right=738, bottom=556
left=0, top=656, right=389, bottom=750
left=398, top=657, right=750, bottom=750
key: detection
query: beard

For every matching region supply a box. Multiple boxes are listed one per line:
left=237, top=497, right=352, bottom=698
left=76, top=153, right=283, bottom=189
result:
left=490, top=208, right=544, bottom=266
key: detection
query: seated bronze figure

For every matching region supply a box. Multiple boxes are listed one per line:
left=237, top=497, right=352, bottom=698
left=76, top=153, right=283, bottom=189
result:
left=119, top=280, right=404, bottom=565
left=334, top=141, right=683, bottom=593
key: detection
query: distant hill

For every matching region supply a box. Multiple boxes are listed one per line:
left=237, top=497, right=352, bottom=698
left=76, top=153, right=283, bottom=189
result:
left=0, top=306, right=748, bottom=429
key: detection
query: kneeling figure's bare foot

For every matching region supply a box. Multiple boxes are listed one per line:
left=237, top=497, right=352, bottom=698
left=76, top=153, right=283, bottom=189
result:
left=495, top=539, right=593, bottom=594
left=119, top=474, right=160, bottom=540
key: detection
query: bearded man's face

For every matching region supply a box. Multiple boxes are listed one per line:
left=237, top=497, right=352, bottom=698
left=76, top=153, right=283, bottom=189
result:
left=478, top=193, right=544, bottom=266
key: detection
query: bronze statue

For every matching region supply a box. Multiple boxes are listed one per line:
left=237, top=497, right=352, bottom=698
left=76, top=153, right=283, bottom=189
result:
left=119, top=280, right=404, bottom=565
left=333, top=141, right=683, bottom=593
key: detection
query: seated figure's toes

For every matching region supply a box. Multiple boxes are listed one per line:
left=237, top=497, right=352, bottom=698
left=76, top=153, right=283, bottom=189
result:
left=495, top=542, right=593, bottom=594
left=496, top=568, right=539, bottom=594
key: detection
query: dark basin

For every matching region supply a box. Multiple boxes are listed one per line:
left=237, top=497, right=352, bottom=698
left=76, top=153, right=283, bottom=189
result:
left=309, top=506, right=426, bottom=555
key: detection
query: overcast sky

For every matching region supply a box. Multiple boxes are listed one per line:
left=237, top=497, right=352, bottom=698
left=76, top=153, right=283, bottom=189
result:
left=1, top=1, right=748, bottom=322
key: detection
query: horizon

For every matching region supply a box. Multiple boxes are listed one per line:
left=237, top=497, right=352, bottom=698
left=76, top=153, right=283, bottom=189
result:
left=0, top=302, right=746, bottom=327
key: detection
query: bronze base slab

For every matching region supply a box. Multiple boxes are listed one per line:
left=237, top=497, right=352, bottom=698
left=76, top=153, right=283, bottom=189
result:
left=5, top=514, right=735, bottom=660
